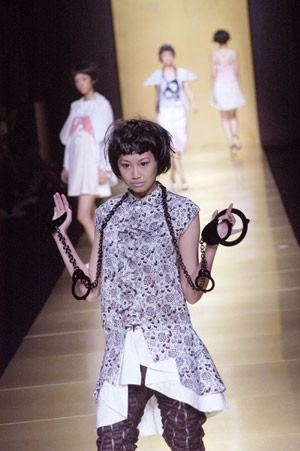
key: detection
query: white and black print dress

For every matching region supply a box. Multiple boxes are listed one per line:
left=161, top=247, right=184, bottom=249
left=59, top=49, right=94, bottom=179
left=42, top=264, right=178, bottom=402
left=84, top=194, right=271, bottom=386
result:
left=94, top=183, right=227, bottom=436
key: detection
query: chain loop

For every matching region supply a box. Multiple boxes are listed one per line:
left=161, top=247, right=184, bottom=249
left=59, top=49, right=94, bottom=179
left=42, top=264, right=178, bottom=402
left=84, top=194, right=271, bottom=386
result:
left=161, top=184, right=214, bottom=293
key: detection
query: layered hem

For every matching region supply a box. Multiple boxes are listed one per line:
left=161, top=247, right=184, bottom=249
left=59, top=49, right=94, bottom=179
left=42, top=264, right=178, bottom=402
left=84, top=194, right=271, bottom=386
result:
left=96, top=329, right=228, bottom=436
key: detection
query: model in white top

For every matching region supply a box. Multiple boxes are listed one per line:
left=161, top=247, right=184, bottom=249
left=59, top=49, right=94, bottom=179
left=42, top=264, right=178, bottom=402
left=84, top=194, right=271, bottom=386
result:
left=210, top=30, right=246, bottom=155
left=60, top=62, right=117, bottom=243
left=144, top=44, right=198, bottom=192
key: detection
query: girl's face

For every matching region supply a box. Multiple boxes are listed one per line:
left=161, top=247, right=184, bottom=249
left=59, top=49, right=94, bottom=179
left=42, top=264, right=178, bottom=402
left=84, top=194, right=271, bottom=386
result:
left=118, top=151, right=158, bottom=198
left=160, top=50, right=174, bottom=66
left=74, top=73, right=95, bottom=97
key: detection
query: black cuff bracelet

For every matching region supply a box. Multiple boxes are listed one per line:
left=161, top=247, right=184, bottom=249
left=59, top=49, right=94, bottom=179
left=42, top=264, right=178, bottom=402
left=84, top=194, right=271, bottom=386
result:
left=42, top=210, right=67, bottom=241
left=201, top=208, right=250, bottom=247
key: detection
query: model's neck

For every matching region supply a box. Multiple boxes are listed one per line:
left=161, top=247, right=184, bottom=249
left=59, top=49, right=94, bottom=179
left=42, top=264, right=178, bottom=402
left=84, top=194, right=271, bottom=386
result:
left=84, top=90, right=95, bottom=101
left=131, top=181, right=158, bottom=199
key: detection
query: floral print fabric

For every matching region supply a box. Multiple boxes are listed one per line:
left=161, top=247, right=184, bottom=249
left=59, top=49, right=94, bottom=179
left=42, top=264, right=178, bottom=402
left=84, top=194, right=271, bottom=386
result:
left=94, top=184, right=225, bottom=400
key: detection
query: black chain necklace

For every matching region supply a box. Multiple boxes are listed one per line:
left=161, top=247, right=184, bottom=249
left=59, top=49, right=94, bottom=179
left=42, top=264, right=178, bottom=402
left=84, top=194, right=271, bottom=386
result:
left=160, top=184, right=214, bottom=293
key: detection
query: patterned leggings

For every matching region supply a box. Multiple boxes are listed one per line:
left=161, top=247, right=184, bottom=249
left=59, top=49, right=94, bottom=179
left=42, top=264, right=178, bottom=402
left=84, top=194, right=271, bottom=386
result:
left=96, top=366, right=206, bottom=451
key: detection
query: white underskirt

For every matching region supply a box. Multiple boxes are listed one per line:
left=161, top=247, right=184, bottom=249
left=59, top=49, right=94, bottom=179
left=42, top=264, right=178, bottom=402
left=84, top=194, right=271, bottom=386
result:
left=157, top=106, right=187, bottom=152
left=210, top=80, right=246, bottom=111
left=96, top=328, right=228, bottom=436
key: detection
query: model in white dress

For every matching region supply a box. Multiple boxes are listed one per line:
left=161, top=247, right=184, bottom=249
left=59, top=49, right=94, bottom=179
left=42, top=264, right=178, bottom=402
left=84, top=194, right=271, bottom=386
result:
left=210, top=30, right=246, bottom=154
left=60, top=65, right=117, bottom=244
left=60, top=93, right=116, bottom=197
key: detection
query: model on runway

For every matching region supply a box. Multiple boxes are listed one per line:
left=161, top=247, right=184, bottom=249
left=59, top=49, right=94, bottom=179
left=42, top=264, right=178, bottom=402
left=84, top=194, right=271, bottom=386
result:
left=60, top=62, right=117, bottom=244
left=210, top=30, right=245, bottom=155
left=144, top=44, right=197, bottom=192
left=49, top=118, right=242, bottom=450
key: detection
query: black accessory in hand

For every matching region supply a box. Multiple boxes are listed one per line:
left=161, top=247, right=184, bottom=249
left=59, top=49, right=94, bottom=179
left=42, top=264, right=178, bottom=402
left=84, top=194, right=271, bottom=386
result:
left=43, top=204, right=92, bottom=300
left=43, top=192, right=129, bottom=301
left=201, top=208, right=250, bottom=246
left=42, top=208, right=67, bottom=241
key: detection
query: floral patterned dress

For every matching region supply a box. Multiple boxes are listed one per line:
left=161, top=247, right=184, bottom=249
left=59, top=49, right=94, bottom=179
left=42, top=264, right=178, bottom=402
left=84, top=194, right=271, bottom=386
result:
left=94, top=183, right=227, bottom=434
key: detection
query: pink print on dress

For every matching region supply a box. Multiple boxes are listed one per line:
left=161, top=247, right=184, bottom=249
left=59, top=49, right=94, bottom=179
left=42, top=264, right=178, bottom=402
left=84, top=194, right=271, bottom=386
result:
left=70, top=116, right=94, bottom=136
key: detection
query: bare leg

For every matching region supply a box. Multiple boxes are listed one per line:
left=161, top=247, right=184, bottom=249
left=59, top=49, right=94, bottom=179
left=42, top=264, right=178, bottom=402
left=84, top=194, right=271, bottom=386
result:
left=220, top=111, right=234, bottom=146
left=229, top=110, right=241, bottom=148
left=229, top=109, right=238, bottom=136
left=171, top=151, right=187, bottom=188
left=77, top=194, right=96, bottom=244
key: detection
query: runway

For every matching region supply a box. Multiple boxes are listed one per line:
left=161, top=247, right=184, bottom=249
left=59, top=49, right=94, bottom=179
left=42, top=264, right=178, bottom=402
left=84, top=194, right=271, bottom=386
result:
left=1, top=143, right=300, bottom=450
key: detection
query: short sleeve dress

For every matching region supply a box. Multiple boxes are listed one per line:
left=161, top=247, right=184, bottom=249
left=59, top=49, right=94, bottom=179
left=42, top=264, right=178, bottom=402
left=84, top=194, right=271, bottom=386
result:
left=144, top=68, right=197, bottom=152
left=59, top=92, right=117, bottom=197
left=93, top=183, right=227, bottom=436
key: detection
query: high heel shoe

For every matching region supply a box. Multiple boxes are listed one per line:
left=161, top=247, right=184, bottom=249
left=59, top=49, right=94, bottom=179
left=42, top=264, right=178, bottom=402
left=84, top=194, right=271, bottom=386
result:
left=171, top=182, right=178, bottom=192
left=181, top=183, right=189, bottom=190
left=233, top=135, right=242, bottom=150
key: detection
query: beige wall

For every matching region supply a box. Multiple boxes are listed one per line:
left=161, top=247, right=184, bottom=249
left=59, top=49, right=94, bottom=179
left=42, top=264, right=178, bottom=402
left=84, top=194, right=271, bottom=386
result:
left=111, top=0, right=259, bottom=147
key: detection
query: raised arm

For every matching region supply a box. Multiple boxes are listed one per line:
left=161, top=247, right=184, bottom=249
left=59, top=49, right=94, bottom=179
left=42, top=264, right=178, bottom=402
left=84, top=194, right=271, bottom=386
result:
left=179, top=214, right=217, bottom=304
left=52, top=193, right=101, bottom=301
left=179, top=204, right=236, bottom=304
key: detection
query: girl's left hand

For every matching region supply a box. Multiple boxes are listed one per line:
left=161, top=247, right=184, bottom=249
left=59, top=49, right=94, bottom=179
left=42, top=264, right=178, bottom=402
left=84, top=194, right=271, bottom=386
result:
left=98, top=169, right=108, bottom=185
left=212, top=203, right=242, bottom=239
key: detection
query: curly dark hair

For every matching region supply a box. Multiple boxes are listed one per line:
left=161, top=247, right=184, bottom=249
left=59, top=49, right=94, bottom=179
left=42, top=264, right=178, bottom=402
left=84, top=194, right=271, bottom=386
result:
left=158, top=44, right=175, bottom=61
left=105, top=119, right=173, bottom=178
left=213, top=30, right=230, bottom=44
left=71, top=61, right=99, bottom=82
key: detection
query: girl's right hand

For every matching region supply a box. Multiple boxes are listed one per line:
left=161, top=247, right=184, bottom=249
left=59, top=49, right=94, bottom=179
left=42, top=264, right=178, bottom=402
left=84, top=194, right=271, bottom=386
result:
left=53, top=193, right=72, bottom=232
left=214, top=203, right=242, bottom=240
left=61, top=168, right=68, bottom=184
